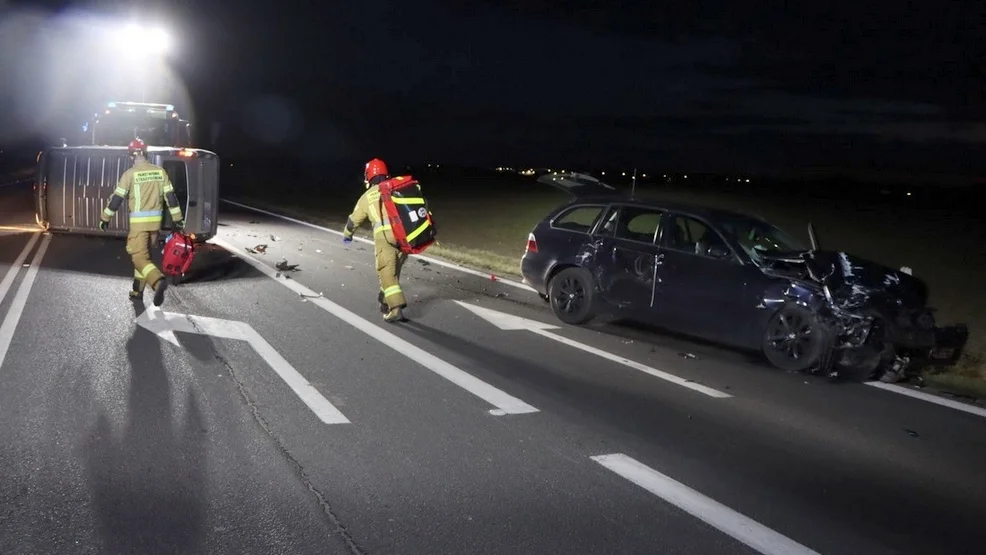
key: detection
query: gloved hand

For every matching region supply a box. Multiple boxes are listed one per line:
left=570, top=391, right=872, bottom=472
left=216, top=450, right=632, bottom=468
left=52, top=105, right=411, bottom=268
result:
left=342, top=236, right=352, bottom=245
left=98, top=220, right=108, bottom=231
left=174, top=219, right=185, bottom=230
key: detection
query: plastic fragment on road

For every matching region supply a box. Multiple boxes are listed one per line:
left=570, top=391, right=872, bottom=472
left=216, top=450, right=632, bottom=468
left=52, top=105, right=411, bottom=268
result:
left=270, top=234, right=280, bottom=241
left=678, top=352, right=698, bottom=360
left=299, top=292, right=324, bottom=302
left=246, top=244, right=268, bottom=254
left=275, top=259, right=299, bottom=271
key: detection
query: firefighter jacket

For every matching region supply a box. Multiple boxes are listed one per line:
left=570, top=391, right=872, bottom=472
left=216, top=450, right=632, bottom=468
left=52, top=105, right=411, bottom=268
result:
left=101, top=159, right=184, bottom=233
left=343, top=184, right=397, bottom=246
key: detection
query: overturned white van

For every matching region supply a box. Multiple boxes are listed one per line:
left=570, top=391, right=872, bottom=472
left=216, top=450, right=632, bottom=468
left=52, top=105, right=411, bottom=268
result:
left=33, top=145, right=220, bottom=242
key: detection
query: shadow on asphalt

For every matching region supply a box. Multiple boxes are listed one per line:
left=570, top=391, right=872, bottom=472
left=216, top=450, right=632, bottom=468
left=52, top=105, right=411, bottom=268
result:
left=82, top=320, right=207, bottom=553
left=36, top=233, right=260, bottom=285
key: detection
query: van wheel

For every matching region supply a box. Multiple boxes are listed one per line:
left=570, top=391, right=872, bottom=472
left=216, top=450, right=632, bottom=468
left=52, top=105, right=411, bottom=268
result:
left=762, top=303, right=830, bottom=372
left=548, top=267, right=596, bottom=325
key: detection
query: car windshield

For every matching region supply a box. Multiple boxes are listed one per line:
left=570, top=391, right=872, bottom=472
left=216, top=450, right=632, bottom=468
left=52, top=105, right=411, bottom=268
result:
left=716, top=214, right=807, bottom=263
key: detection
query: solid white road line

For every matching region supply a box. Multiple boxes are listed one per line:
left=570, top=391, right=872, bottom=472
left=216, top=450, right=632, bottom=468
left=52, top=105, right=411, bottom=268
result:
left=0, top=232, right=40, bottom=309
left=212, top=237, right=540, bottom=415
left=592, top=453, right=822, bottom=555
left=530, top=327, right=732, bottom=399
left=0, top=233, right=52, bottom=371
left=220, top=199, right=537, bottom=292
left=865, top=381, right=986, bottom=419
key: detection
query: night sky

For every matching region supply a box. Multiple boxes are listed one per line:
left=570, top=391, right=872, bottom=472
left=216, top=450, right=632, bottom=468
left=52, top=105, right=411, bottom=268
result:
left=1, top=0, right=983, bottom=179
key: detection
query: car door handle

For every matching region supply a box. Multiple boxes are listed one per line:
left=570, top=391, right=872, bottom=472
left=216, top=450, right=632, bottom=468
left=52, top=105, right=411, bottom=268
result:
left=655, top=253, right=665, bottom=265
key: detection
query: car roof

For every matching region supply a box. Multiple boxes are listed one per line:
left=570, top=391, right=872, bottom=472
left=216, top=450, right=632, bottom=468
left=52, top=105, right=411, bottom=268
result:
left=562, top=194, right=766, bottom=224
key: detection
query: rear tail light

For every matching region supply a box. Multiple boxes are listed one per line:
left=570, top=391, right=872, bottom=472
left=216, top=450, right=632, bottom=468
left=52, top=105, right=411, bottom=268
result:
left=525, top=233, right=538, bottom=253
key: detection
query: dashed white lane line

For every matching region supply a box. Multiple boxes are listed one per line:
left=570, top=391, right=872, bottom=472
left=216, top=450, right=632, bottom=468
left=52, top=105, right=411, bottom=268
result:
left=220, top=199, right=537, bottom=292
left=0, top=233, right=51, bottom=372
left=865, top=381, right=986, bottom=419
left=592, top=453, right=822, bottom=555
left=211, top=237, right=540, bottom=416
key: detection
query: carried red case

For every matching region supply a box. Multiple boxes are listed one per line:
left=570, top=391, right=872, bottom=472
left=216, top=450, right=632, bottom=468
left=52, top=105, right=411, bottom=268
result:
left=161, top=232, right=196, bottom=277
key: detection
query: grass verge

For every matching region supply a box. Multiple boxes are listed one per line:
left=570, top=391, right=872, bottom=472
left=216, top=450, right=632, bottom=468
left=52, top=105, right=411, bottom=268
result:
left=232, top=196, right=527, bottom=279
left=921, top=354, right=986, bottom=402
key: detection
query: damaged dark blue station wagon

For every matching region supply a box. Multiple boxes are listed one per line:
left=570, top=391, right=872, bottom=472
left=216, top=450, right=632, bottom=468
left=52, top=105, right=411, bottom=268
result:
left=520, top=173, right=968, bottom=382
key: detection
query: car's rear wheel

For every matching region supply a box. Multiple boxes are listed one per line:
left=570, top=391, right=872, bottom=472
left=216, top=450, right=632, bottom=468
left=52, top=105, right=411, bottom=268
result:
left=762, top=302, right=831, bottom=372
left=548, top=267, right=596, bottom=325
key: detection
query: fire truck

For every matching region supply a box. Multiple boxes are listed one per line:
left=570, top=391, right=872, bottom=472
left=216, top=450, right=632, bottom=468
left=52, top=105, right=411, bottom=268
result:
left=80, top=101, right=193, bottom=147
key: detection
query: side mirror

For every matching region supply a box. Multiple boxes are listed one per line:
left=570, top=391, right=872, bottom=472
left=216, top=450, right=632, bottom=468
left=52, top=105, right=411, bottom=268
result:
left=707, top=244, right=731, bottom=259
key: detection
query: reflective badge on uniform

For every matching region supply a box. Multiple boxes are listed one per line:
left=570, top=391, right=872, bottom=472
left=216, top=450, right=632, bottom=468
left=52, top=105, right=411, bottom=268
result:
left=417, top=207, right=428, bottom=219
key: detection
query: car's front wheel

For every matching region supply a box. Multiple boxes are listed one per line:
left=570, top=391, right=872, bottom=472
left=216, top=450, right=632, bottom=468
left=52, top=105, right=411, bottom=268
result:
left=548, top=267, right=596, bottom=325
left=761, top=302, right=832, bottom=372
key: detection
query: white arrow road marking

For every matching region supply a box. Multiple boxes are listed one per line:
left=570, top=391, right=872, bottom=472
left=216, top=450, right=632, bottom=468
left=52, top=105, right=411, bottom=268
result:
left=136, top=306, right=351, bottom=425
left=212, top=238, right=539, bottom=416
left=0, top=233, right=49, bottom=372
left=455, top=301, right=732, bottom=399
left=592, top=454, right=822, bottom=555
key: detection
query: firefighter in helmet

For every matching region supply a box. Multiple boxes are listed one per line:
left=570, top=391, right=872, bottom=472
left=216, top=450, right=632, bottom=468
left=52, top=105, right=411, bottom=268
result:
left=98, top=138, right=185, bottom=306
left=342, top=158, right=409, bottom=322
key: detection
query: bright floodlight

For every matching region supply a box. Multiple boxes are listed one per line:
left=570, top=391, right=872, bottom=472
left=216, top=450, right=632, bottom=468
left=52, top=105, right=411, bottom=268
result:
left=115, top=23, right=171, bottom=57
left=150, top=27, right=171, bottom=55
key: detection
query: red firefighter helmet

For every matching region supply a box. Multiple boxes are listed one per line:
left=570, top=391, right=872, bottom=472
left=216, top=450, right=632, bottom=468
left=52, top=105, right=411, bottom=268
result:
left=364, top=158, right=388, bottom=182
left=128, top=138, right=147, bottom=156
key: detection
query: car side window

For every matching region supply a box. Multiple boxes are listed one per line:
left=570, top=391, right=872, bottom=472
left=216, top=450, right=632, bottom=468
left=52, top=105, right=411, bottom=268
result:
left=667, top=215, right=731, bottom=258
left=551, top=205, right=605, bottom=233
left=601, top=206, right=663, bottom=244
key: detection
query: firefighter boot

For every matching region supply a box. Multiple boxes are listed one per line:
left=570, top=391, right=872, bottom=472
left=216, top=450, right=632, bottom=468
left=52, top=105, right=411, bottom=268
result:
left=383, top=306, right=406, bottom=323
left=152, top=277, right=170, bottom=307
left=129, top=278, right=144, bottom=300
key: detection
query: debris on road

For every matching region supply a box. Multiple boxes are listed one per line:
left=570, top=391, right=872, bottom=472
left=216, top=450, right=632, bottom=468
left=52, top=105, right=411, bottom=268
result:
left=905, top=429, right=920, bottom=438
left=299, top=292, right=324, bottom=301
left=493, top=292, right=508, bottom=298
left=270, top=234, right=280, bottom=241
left=678, top=352, right=698, bottom=360
left=316, top=249, right=322, bottom=253
left=246, top=244, right=268, bottom=254
left=344, top=265, right=354, bottom=270
left=417, top=259, right=431, bottom=266
left=276, top=259, right=299, bottom=271
left=249, top=220, right=260, bottom=224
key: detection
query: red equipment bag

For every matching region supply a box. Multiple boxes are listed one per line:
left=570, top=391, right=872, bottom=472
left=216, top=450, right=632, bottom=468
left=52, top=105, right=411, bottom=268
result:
left=161, top=231, right=196, bottom=277
left=377, top=176, right=437, bottom=254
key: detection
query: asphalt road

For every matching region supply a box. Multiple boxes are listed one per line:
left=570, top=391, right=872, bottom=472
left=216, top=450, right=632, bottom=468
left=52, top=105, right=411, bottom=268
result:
left=1, top=183, right=985, bottom=555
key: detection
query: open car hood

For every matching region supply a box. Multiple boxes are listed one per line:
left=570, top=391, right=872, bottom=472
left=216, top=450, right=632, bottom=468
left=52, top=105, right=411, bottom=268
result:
left=536, top=172, right=621, bottom=198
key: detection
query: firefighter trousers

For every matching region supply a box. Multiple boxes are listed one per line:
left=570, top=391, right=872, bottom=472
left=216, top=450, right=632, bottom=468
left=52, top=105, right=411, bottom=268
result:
left=126, top=230, right=164, bottom=292
left=375, top=237, right=408, bottom=309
